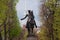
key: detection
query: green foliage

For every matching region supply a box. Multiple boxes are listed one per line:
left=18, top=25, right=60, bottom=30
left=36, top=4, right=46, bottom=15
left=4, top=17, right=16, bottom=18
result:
left=45, top=0, right=60, bottom=40
left=39, top=0, right=60, bottom=40
left=53, top=6, right=60, bottom=40
left=0, top=0, right=22, bottom=39
left=10, top=25, right=21, bottom=39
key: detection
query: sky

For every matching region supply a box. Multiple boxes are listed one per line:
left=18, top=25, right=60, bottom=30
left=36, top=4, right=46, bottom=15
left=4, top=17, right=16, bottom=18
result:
left=16, top=0, right=43, bottom=27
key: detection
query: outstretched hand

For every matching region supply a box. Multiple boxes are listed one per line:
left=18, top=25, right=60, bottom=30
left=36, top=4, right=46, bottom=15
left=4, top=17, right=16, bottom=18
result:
left=20, top=19, right=23, bottom=20
left=36, top=27, right=37, bottom=28
left=36, top=25, right=37, bottom=28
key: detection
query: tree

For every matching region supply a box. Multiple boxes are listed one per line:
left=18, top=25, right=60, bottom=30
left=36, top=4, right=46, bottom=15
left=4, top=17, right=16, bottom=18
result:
left=0, top=0, right=22, bottom=40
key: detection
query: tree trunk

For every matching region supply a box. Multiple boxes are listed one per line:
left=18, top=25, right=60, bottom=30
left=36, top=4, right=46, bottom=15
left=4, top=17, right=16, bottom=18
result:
left=0, top=32, right=2, bottom=40
left=4, top=23, right=7, bottom=40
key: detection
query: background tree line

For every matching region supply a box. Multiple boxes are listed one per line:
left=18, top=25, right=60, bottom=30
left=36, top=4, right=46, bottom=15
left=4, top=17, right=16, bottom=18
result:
left=39, top=0, right=60, bottom=40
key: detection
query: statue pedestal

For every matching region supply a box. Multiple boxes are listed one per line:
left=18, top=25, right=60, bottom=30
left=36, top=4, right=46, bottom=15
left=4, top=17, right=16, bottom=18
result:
left=27, top=36, right=37, bottom=40
left=27, top=32, right=38, bottom=40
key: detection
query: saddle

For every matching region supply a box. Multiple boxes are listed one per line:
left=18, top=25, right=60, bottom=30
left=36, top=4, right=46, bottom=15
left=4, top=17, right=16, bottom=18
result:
left=29, top=19, right=35, bottom=25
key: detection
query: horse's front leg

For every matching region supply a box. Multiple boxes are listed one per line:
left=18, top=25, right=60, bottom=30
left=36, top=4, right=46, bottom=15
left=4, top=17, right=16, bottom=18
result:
left=27, top=28, right=30, bottom=35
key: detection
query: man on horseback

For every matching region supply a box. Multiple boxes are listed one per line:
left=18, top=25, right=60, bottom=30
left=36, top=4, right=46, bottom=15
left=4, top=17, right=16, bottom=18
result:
left=21, top=10, right=37, bottom=36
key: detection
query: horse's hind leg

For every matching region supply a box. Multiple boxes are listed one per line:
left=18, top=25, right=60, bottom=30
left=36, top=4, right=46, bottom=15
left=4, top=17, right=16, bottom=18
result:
left=31, top=28, right=33, bottom=33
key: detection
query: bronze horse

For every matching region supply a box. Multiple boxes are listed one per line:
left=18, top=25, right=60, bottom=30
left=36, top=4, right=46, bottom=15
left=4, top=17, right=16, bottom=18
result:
left=21, top=10, right=37, bottom=36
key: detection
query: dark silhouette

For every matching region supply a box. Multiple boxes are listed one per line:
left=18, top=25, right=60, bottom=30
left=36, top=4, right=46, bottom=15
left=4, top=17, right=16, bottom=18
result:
left=21, top=10, right=37, bottom=36
left=0, top=32, right=2, bottom=40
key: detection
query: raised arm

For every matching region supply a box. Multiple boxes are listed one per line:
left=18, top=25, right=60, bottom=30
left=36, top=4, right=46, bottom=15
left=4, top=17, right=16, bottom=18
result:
left=21, top=14, right=28, bottom=20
